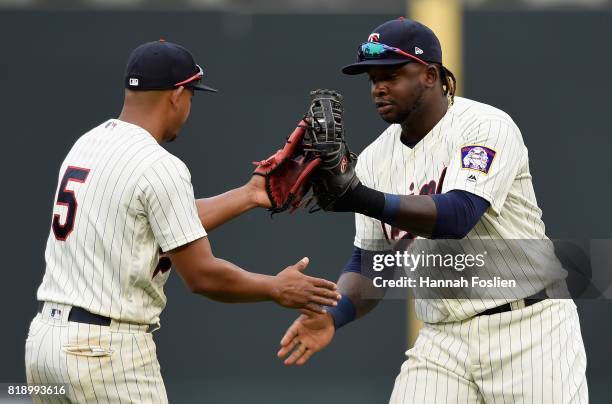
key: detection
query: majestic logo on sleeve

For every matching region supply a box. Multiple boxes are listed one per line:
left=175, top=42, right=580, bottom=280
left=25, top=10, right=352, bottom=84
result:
left=461, top=146, right=496, bottom=174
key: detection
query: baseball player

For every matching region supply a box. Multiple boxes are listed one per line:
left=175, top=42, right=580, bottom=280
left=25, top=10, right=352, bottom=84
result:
left=25, top=40, right=340, bottom=403
left=278, top=18, right=588, bottom=403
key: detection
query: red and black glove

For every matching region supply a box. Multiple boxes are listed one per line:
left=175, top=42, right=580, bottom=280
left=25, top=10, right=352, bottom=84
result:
left=252, top=120, right=321, bottom=213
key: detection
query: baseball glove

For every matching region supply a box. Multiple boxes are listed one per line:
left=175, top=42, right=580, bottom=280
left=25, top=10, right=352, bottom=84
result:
left=252, top=120, right=322, bottom=213
left=302, top=89, right=359, bottom=211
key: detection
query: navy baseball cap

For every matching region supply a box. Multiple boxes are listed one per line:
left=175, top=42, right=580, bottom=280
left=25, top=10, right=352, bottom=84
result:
left=125, top=40, right=218, bottom=92
left=342, top=17, right=443, bottom=75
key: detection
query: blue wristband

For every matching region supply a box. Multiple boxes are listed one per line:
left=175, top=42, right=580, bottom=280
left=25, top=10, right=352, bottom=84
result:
left=327, top=295, right=357, bottom=330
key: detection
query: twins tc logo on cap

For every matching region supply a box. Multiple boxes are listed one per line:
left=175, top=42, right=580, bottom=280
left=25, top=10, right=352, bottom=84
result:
left=367, top=32, right=380, bottom=42
left=461, top=146, right=496, bottom=174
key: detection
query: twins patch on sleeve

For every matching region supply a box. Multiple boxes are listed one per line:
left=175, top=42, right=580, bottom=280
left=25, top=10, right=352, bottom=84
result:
left=461, top=145, right=496, bottom=174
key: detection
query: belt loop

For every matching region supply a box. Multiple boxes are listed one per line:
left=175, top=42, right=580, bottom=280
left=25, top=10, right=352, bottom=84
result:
left=148, top=322, right=161, bottom=333
left=510, top=299, right=526, bottom=311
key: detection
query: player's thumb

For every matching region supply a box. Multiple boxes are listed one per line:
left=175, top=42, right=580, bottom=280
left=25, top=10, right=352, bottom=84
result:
left=293, top=257, right=309, bottom=272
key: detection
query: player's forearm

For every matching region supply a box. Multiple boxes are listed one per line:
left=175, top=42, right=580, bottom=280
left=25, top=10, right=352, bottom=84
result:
left=334, top=183, right=437, bottom=238
left=326, top=248, right=388, bottom=329
left=392, top=195, right=437, bottom=237
left=337, top=271, right=385, bottom=318
left=195, top=185, right=257, bottom=232
left=171, top=237, right=338, bottom=311
left=189, top=256, right=276, bottom=303
left=334, top=185, right=490, bottom=239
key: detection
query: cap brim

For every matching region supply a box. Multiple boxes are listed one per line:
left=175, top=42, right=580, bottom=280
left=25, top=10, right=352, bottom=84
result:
left=342, top=59, right=410, bottom=75
left=190, top=82, right=218, bottom=92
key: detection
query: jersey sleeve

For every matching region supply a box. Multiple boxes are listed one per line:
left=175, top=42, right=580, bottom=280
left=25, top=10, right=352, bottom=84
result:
left=353, top=145, right=389, bottom=251
left=441, top=118, right=525, bottom=214
left=138, top=155, right=207, bottom=252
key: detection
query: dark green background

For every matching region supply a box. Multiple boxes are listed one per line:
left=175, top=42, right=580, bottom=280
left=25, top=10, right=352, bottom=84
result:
left=1, top=9, right=610, bottom=403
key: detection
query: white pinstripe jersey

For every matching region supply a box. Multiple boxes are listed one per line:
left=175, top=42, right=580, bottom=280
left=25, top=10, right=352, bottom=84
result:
left=36, top=119, right=206, bottom=325
left=354, top=97, right=559, bottom=323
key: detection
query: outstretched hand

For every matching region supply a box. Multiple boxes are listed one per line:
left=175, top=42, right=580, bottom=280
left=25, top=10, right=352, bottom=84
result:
left=277, top=312, right=335, bottom=366
left=272, top=258, right=341, bottom=314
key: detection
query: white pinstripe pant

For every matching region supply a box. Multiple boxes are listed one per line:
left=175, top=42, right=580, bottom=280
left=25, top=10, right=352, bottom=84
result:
left=390, top=299, right=588, bottom=404
left=25, top=303, right=168, bottom=404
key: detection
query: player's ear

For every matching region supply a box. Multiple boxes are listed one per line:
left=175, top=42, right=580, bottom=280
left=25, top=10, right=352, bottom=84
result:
left=423, top=65, right=439, bottom=88
left=169, top=86, right=185, bottom=109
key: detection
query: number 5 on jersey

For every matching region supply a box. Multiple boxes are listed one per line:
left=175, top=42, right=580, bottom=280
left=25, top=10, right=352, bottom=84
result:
left=52, top=166, right=90, bottom=241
